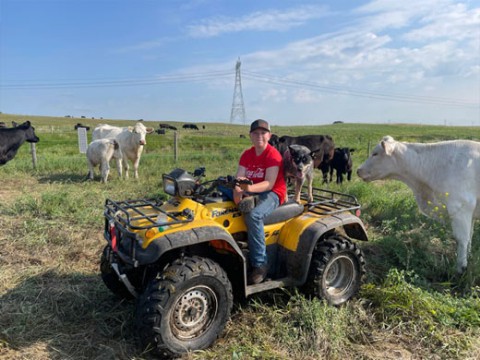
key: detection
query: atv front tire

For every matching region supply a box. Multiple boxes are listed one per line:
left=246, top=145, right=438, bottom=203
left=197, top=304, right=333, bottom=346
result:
left=304, top=234, right=366, bottom=305
left=135, top=255, right=233, bottom=358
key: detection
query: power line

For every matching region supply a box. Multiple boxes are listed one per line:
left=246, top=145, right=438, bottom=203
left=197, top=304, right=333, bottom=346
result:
left=0, top=71, right=232, bottom=89
left=243, top=70, right=478, bottom=108
left=1, top=66, right=477, bottom=109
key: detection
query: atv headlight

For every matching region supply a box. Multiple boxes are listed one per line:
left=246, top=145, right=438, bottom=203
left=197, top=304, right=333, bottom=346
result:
left=162, top=169, right=196, bottom=197
left=163, top=177, right=176, bottom=196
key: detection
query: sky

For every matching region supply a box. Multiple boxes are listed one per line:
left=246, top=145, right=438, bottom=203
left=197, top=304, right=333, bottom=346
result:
left=0, top=0, right=479, bottom=126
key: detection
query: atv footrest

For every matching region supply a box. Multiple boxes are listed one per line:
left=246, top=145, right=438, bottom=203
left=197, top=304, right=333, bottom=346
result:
left=245, top=277, right=298, bottom=296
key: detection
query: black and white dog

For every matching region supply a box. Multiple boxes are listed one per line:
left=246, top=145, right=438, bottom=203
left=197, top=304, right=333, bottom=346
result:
left=283, top=144, right=319, bottom=203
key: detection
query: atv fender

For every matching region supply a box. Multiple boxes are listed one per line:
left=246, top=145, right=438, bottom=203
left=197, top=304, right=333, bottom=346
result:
left=279, top=212, right=368, bottom=284
left=133, top=225, right=246, bottom=265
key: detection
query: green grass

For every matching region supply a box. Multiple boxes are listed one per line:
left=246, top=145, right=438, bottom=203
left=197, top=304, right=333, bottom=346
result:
left=1, top=113, right=480, bottom=359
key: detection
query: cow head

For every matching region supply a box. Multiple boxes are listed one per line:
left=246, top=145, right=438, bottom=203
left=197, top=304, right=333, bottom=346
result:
left=357, top=136, right=397, bottom=182
left=268, top=134, right=280, bottom=149
left=129, top=122, right=154, bottom=146
left=277, top=136, right=291, bottom=155
left=20, top=121, right=40, bottom=143
left=338, top=148, right=355, bottom=171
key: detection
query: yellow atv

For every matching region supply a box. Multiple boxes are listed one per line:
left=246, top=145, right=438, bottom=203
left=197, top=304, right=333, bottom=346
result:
left=100, top=167, right=368, bottom=358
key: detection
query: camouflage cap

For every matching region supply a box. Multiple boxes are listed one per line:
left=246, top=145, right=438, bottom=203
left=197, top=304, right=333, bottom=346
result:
left=249, top=119, right=270, bottom=133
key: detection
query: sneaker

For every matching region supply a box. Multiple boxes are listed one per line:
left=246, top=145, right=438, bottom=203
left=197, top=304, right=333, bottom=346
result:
left=248, top=265, right=268, bottom=285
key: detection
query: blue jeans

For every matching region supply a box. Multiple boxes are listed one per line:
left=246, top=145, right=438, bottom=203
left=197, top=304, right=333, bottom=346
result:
left=243, top=191, right=279, bottom=268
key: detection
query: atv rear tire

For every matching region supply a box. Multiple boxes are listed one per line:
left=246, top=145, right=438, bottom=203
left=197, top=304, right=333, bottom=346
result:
left=100, top=245, right=135, bottom=300
left=304, top=234, right=366, bottom=305
left=135, top=255, right=233, bottom=358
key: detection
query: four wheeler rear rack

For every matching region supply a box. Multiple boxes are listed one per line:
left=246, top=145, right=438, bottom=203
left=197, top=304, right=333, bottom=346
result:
left=104, top=198, right=194, bottom=230
left=300, top=187, right=361, bottom=215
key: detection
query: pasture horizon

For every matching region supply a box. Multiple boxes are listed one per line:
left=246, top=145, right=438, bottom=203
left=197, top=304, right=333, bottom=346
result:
left=2, top=111, right=480, bottom=129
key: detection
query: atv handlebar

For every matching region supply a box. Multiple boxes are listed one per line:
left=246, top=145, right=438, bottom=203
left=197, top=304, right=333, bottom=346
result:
left=216, top=175, right=253, bottom=188
left=193, top=175, right=253, bottom=197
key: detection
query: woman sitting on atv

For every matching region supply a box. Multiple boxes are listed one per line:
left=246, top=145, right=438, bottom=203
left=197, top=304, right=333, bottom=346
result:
left=233, top=119, right=287, bottom=284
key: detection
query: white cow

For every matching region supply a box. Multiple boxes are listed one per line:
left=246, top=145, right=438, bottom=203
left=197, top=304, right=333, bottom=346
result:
left=92, top=122, right=154, bottom=179
left=357, top=135, right=480, bottom=273
left=86, top=139, right=123, bottom=183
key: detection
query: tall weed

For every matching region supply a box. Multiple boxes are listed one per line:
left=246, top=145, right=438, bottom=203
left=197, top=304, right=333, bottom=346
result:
left=362, top=269, right=480, bottom=358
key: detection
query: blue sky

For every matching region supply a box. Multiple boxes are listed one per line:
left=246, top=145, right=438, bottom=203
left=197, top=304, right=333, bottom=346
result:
left=0, top=0, right=479, bottom=126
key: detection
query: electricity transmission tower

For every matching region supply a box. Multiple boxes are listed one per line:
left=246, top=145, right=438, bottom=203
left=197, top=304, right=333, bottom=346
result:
left=230, top=58, right=246, bottom=124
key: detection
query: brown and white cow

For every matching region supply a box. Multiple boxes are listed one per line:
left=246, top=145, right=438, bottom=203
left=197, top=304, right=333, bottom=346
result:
left=357, top=135, right=480, bottom=273
left=92, top=122, right=154, bottom=179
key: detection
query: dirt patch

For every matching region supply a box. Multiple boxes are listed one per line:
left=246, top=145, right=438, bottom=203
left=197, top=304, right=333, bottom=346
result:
left=0, top=177, right=40, bottom=204
left=0, top=183, right=22, bottom=204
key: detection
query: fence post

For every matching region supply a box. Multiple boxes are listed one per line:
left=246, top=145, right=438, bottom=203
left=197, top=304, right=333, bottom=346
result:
left=30, top=143, right=37, bottom=169
left=77, top=127, right=88, bottom=154
left=174, top=131, right=178, bottom=162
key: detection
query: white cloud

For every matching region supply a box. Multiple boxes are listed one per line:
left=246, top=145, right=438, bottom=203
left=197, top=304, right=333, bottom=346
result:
left=115, top=37, right=177, bottom=53
left=293, top=89, right=323, bottom=103
left=403, top=4, right=480, bottom=42
left=355, top=0, right=452, bottom=22
left=260, top=88, right=287, bottom=103
left=186, top=5, right=328, bottom=38
left=243, top=1, right=478, bottom=89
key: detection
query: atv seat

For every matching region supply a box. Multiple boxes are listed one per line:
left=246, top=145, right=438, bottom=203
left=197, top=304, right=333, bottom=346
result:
left=264, top=200, right=304, bottom=225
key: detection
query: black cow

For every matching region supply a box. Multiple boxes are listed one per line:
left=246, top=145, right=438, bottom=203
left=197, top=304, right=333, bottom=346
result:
left=156, top=129, right=166, bottom=135
left=182, top=123, right=199, bottom=130
left=0, top=122, right=6, bottom=128
left=329, top=147, right=355, bottom=184
left=269, top=133, right=280, bottom=148
left=0, top=121, right=39, bottom=165
left=269, top=134, right=335, bottom=183
left=74, top=123, right=90, bottom=131
left=159, top=124, right=178, bottom=130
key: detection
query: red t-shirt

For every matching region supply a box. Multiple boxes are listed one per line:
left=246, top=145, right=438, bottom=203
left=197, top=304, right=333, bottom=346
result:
left=239, top=143, right=286, bottom=205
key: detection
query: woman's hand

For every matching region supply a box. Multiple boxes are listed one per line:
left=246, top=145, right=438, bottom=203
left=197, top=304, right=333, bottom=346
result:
left=236, top=177, right=251, bottom=192
left=233, top=182, right=245, bottom=205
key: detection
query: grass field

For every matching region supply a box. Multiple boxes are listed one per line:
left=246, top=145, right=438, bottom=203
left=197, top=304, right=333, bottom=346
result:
left=2, top=113, right=480, bottom=359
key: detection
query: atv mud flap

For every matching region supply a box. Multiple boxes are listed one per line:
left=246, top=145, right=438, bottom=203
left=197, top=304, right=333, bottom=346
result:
left=111, top=262, right=139, bottom=298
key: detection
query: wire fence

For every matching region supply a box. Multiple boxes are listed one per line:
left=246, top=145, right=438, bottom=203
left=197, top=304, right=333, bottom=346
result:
left=20, top=130, right=245, bottom=172
left=10, top=125, right=480, bottom=173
